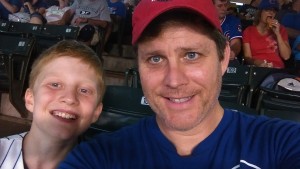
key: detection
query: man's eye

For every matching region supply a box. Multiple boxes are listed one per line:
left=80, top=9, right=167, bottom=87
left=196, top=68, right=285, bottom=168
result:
left=149, top=56, right=162, bottom=63
left=185, top=52, right=198, bottom=60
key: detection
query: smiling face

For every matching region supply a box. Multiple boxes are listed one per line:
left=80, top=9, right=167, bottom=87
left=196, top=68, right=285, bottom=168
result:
left=137, top=24, right=229, bottom=132
left=25, top=56, right=102, bottom=140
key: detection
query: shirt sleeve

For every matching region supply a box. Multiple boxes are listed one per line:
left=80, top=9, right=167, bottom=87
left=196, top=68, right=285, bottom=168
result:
left=242, top=27, right=251, bottom=44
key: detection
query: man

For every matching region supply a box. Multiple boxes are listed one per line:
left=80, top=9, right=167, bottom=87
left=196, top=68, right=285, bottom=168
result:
left=59, top=0, right=300, bottom=168
left=213, top=0, right=242, bottom=62
left=60, top=0, right=111, bottom=46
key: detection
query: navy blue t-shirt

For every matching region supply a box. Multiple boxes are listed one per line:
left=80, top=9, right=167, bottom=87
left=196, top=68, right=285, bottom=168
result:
left=59, top=109, right=300, bottom=169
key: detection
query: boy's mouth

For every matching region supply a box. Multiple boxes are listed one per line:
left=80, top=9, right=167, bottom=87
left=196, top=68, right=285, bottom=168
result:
left=52, top=111, right=77, bottom=120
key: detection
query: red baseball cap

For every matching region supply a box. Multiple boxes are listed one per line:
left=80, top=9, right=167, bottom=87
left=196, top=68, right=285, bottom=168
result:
left=132, top=0, right=221, bottom=45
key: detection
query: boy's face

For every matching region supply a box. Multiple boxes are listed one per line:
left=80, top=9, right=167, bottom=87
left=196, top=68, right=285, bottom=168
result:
left=137, top=25, right=230, bottom=132
left=25, top=56, right=102, bottom=140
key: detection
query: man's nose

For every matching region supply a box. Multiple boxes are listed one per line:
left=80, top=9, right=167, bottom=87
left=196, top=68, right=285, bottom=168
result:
left=164, top=61, right=188, bottom=88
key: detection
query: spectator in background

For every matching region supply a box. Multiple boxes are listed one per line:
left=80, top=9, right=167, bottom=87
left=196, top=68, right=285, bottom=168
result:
left=227, top=6, right=238, bottom=17
left=44, top=0, right=70, bottom=23
left=293, top=35, right=300, bottom=67
left=239, top=0, right=261, bottom=20
left=281, top=0, right=300, bottom=47
left=107, top=0, right=126, bottom=18
left=60, top=0, right=111, bottom=46
left=277, top=0, right=294, bottom=21
left=243, top=0, right=291, bottom=68
left=20, top=0, right=48, bottom=24
left=239, top=0, right=261, bottom=29
left=213, top=0, right=242, bottom=63
left=0, top=0, right=22, bottom=20
left=104, top=0, right=127, bottom=54
left=0, top=40, right=104, bottom=169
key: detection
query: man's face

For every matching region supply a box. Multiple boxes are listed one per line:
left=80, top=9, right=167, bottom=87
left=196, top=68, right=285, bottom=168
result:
left=214, top=0, right=229, bottom=20
left=25, top=56, right=102, bottom=140
left=137, top=25, right=229, bottom=132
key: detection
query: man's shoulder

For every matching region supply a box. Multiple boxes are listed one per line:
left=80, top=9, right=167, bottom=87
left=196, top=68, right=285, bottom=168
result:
left=227, top=109, right=300, bottom=136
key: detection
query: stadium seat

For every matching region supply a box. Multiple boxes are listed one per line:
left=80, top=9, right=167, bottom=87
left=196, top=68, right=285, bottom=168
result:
left=246, top=66, right=283, bottom=108
left=0, top=51, right=9, bottom=92
left=40, top=24, right=79, bottom=39
left=0, top=19, right=10, bottom=32
left=9, top=22, right=42, bottom=37
left=220, top=65, right=251, bottom=105
left=256, top=87, right=300, bottom=122
left=125, top=67, right=140, bottom=88
left=0, top=33, right=36, bottom=117
left=82, top=85, right=154, bottom=139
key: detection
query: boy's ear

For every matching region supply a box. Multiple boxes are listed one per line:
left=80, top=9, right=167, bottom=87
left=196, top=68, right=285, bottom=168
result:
left=92, top=102, right=103, bottom=123
left=24, top=88, right=34, bottom=113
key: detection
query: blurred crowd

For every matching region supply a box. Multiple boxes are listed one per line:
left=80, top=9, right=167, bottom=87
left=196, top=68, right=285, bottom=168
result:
left=0, top=0, right=299, bottom=70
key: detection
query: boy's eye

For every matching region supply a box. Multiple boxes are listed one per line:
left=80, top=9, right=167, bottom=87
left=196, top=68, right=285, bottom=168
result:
left=149, top=56, right=162, bottom=63
left=79, top=88, right=92, bottom=95
left=50, top=83, right=61, bottom=88
left=185, top=52, right=198, bottom=60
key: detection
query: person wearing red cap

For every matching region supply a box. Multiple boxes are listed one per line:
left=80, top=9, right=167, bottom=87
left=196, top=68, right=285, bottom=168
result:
left=59, top=0, right=300, bottom=168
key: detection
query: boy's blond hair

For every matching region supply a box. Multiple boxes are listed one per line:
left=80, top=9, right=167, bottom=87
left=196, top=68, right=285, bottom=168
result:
left=29, top=40, right=105, bottom=102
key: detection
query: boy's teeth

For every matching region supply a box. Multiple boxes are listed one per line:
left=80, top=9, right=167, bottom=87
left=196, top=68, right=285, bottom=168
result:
left=53, top=111, right=76, bottom=119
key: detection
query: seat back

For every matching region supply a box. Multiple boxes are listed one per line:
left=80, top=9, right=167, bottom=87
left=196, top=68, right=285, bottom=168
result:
left=83, top=85, right=154, bottom=139
left=32, top=25, right=79, bottom=56
left=0, top=20, right=11, bottom=32
left=0, top=52, right=9, bottom=92
left=246, top=66, right=282, bottom=108
left=40, top=24, right=79, bottom=39
left=0, top=33, right=36, bottom=117
left=125, top=67, right=141, bottom=88
left=220, top=65, right=251, bottom=105
left=9, top=22, right=42, bottom=36
left=256, top=87, right=300, bottom=122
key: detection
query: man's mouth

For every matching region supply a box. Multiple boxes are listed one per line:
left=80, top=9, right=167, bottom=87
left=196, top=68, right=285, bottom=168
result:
left=169, top=97, right=192, bottom=103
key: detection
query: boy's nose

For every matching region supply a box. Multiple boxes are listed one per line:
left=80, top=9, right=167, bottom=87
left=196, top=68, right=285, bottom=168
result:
left=60, top=89, right=79, bottom=105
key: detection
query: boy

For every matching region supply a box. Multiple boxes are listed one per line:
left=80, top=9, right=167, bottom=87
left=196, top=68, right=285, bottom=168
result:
left=0, top=40, right=104, bottom=169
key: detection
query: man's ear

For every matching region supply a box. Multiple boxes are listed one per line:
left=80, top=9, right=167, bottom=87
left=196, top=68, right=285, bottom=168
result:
left=92, top=102, right=103, bottom=123
left=24, top=88, right=34, bottom=113
left=221, top=42, right=231, bottom=76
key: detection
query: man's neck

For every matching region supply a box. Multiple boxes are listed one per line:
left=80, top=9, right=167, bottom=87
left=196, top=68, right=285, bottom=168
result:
left=157, top=103, right=224, bottom=156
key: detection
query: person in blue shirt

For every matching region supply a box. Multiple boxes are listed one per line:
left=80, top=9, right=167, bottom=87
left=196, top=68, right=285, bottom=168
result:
left=281, top=0, right=300, bottom=47
left=59, top=0, right=300, bottom=168
left=0, top=0, right=22, bottom=20
left=107, top=0, right=126, bottom=18
left=213, top=0, right=243, bottom=64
